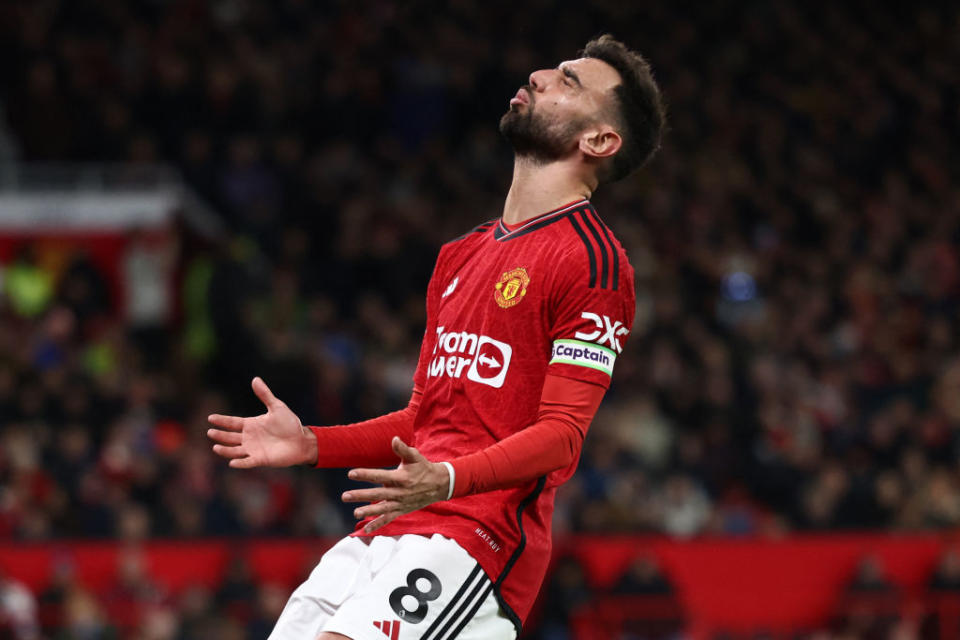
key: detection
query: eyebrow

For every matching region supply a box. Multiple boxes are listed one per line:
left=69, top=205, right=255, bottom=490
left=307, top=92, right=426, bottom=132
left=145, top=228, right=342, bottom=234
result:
left=559, top=65, right=583, bottom=89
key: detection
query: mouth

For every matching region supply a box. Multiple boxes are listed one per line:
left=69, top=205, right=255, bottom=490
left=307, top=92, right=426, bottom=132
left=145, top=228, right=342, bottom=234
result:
left=509, top=87, right=530, bottom=107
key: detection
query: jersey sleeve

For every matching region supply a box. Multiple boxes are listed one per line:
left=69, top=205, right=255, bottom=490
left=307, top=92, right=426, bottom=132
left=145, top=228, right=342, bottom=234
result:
left=547, top=245, right=635, bottom=388
left=309, top=388, right=420, bottom=468
left=449, top=374, right=605, bottom=496
left=413, top=246, right=446, bottom=390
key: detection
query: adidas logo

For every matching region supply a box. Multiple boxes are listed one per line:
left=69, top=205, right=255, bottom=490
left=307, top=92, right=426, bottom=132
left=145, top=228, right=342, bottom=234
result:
left=373, top=620, right=400, bottom=639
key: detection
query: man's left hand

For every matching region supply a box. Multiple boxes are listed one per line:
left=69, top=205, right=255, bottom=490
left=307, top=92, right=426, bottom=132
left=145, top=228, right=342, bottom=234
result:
left=342, top=437, right=451, bottom=533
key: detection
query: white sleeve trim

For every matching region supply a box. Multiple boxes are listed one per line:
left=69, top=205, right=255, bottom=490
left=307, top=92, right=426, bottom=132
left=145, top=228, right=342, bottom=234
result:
left=440, top=461, right=455, bottom=500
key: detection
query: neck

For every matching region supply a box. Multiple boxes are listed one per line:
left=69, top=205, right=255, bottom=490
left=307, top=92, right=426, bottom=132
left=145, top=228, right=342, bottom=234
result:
left=502, top=156, right=594, bottom=226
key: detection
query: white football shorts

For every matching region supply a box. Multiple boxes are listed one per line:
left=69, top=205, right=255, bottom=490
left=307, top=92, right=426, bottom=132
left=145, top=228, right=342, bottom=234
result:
left=268, top=533, right=517, bottom=640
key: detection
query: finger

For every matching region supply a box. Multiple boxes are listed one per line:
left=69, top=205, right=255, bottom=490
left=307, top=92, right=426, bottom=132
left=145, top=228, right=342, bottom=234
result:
left=208, top=414, right=245, bottom=432
left=364, top=512, right=401, bottom=534
left=213, top=444, right=248, bottom=459
left=353, top=501, right=402, bottom=520
left=229, top=456, right=261, bottom=469
left=348, top=467, right=401, bottom=485
left=342, top=488, right=406, bottom=503
left=392, top=437, right=424, bottom=464
left=251, top=376, right=280, bottom=410
left=207, top=429, right=242, bottom=446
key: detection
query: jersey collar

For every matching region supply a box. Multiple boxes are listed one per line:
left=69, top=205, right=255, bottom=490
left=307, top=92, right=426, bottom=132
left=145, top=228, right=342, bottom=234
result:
left=494, top=199, right=590, bottom=241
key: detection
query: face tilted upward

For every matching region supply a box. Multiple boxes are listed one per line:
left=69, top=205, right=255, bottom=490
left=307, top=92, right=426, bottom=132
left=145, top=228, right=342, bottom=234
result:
left=499, top=57, right=622, bottom=163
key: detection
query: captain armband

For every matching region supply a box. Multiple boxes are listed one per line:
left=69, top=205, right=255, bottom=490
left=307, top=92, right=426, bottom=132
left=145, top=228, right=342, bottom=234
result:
left=548, top=339, right=616, bottom=377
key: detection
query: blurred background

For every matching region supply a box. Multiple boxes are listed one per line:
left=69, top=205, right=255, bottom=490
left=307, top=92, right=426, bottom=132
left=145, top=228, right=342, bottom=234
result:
left=0, top=0, right=958, bottom=638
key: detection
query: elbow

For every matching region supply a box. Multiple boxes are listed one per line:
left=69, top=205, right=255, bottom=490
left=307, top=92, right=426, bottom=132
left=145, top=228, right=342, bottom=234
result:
left=551, top=418, right=586, bottom=471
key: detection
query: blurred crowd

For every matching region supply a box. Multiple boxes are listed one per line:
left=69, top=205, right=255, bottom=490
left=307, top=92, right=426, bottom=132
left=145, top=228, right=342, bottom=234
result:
left=539, top=549, right=960, bottom=640
left=0, top=0, right=959, bottom=635
left=0, top=548, right=307, bottom=640
left=7, top=545, right=960, bottom=640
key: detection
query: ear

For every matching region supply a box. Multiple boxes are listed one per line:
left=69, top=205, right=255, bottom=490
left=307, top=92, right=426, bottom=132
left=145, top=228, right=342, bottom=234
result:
left=578, top=126, right=622, bottom=160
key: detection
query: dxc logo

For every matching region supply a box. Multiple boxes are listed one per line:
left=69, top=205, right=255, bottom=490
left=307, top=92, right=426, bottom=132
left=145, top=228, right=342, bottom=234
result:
left=574, top=312, right=629, bottom=353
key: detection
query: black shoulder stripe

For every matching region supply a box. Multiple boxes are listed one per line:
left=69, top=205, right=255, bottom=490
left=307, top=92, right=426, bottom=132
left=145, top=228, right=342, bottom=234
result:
left=579, top=210, right=609, bottom=289
left=586, top=209, right=619, bottom=290
left=447, top=219, right=495, bottom=244
left=494, top=211, right=568, bottom=241
left=566, top=215, right=597, bottom=288
left=470, top=220, right=495, bottom=235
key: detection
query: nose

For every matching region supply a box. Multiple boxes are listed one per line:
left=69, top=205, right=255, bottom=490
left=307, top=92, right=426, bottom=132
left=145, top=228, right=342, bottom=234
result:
left=528, top=69, right=553, bottom=91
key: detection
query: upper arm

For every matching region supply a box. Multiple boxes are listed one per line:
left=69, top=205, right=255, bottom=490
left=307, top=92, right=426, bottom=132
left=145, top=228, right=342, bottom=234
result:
left=547, top=244, right=635, bottom=389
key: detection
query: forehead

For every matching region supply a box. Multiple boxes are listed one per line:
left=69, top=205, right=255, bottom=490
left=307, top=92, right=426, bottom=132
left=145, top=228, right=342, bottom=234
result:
left=559, top=57, right=622, bottom=93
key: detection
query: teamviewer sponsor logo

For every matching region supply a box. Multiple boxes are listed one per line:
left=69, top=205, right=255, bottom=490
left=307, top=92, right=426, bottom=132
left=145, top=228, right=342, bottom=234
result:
left=467, top=336, right=512, bottom=388
left=428, top=327, right=512, bottom=388
left=550, top=339, right=616, bottom=376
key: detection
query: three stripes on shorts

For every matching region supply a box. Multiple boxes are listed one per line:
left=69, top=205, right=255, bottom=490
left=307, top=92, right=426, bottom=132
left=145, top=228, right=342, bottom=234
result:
left=418, top=563, right=492, bottom=640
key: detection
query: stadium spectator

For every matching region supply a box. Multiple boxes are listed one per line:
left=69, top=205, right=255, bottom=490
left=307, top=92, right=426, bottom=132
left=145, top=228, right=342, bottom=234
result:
left=611, top=555, right=672, bottom=596
left=846, top=555, right=897, bottom=594
left=834, top=555, right=901, bottom=639
left=56, top=586, right=116, bottom=640
left=0, top=569, right=39, bottom=639
left=537, top=555, right=592, bottom=640
left=0, top=0, right=957, bottom=635
left=929, top=548, right=960, bottom=592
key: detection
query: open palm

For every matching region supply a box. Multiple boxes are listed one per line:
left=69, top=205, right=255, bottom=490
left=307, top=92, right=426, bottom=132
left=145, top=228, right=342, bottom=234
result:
left=207, top=377, right=316, bottom=468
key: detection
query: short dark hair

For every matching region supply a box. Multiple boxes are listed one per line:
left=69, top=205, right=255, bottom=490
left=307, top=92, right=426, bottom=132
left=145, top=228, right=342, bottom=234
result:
left=582, top=35, right=665, bottom=183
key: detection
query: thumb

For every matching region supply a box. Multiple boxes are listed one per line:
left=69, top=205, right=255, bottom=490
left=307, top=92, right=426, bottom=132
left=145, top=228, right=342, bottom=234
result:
left=393, top=437, right=422, bottom=464
left=251, top=376, right=280, bottom=410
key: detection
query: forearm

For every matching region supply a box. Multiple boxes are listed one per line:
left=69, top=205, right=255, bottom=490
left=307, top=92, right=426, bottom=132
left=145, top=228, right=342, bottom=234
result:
left=309, top=389, right=420, bottom=468
left=449, top=417, right=580, bottom=497
left=448, top=375, right=605, bottom=497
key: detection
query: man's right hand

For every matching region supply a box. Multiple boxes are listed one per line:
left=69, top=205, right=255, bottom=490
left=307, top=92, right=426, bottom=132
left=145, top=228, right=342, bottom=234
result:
left=207, top=377, right=318, bottom=468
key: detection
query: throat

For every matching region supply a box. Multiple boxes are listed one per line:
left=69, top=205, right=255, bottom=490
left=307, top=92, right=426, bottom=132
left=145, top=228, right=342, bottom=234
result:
left=502, top=157, right=591, bottom=226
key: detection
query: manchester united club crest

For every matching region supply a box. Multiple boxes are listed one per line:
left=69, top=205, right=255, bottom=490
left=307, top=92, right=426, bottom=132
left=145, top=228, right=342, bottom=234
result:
left=494, top=267, right=530, bottom=309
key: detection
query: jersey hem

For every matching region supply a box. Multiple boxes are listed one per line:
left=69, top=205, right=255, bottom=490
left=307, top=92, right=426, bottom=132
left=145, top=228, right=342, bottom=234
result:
left=492, top=587, right=523, bottom=638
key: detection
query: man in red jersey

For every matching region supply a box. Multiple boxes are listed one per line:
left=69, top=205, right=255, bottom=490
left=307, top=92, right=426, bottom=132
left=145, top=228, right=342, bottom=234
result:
left=208, top=34, right=664, bottom=640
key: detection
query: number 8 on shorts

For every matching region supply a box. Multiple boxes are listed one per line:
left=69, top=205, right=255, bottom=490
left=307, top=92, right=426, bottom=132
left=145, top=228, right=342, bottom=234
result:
left=389, top=568, right=442, bottom=623
left=271, top=534, right=517, bottom=639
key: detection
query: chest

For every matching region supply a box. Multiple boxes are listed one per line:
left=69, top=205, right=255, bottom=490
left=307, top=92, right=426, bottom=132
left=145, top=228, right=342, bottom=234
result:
left=425, top=238, right=570, bottom=389
left=435, top=238, right=562, bottom=334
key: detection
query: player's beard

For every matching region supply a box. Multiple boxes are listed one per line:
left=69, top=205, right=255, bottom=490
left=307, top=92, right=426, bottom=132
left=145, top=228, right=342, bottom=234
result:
left=499, top=97, right=586, bottom=163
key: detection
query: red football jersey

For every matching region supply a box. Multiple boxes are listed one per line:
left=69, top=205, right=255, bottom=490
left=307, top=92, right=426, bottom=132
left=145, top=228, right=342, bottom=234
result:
left=354, top=199, right=635, bottom=630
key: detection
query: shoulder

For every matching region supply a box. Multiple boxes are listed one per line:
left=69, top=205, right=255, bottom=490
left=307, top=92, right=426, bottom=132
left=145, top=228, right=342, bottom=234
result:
left=431, top=218, right=497, bottom=279
left=443, top=219, right=497, bottom=248
left=556, top=204, right=634, bottom=294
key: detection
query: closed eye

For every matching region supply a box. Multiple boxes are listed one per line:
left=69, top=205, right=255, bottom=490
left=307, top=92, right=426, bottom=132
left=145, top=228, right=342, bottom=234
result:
left=561, top=67, right=582, bottom=89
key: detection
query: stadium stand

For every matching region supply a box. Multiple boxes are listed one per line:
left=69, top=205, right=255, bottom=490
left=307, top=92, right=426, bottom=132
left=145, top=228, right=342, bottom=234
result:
left=0, top=0, right=957, bottom=637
